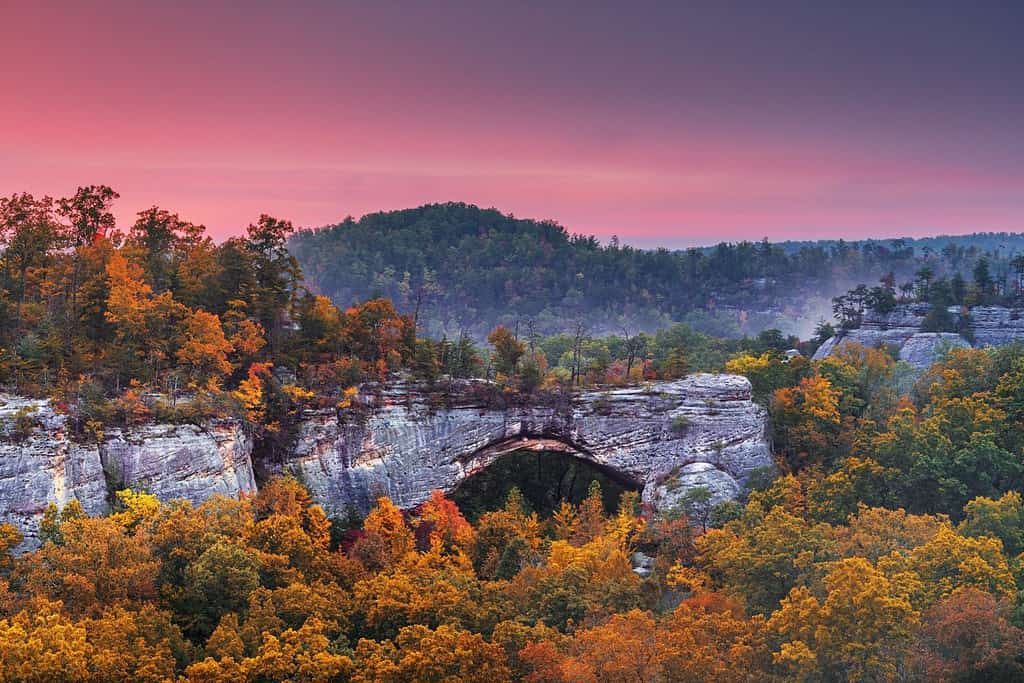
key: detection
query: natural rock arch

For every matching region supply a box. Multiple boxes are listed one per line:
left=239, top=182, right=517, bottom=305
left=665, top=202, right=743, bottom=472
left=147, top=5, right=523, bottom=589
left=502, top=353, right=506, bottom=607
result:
left=0, top=374, right=772, bottom=550
left=451, top=435, right=645, bottom=514
left=286, top=374, right=773, bottom=516
left=461, top=433, right=601, bottom=472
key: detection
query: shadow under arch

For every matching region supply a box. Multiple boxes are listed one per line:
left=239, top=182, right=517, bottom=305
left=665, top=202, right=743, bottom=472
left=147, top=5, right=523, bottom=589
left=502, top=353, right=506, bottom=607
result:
left=451, top=433, right=643, bottom=519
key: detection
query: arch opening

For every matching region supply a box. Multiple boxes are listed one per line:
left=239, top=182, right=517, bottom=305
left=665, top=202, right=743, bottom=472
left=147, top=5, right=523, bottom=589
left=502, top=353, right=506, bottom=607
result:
left=451, top=447, right=642, bottom=521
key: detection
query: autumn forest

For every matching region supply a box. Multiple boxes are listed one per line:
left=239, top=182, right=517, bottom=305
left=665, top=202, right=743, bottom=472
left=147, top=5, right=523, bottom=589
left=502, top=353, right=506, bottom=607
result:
left=3, top=186, right=1024, bottom=682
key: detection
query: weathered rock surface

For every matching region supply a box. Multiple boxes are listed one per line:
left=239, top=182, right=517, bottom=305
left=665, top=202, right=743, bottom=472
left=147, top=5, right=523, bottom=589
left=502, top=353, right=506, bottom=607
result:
left=897, top=333, right=972, bottom=368
left=286, top=374, right=773, bottom=517
left=814, top=304, right=1024, bottom=368
left=0, top=374, right=772, bottom=549
left=100, top=421, right=256, bottom=506
left=0, top=396, right=108, bottom=547
left=648, top=462, right=741, bottom=512
left=969, top=306, right=1024, bottom=347
left=0, top=395, right=255, bottom=549
left=631, top=551, right=655, bottom=578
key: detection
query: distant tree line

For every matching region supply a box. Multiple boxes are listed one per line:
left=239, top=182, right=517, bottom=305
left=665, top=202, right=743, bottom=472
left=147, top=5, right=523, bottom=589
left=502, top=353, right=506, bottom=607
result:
left=831, top=254, right=1024, bottom=332
left=290, top=202, right=1024, bottom=339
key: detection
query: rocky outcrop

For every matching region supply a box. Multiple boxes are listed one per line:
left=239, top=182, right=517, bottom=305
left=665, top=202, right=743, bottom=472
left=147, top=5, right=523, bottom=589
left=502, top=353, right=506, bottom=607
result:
left=286, top=374, right=773, bottom=516
left=100, top=422, right=256, bottom=506
left=0, top=374, right=772, bottom=549
left=969, top=306, right=1024, bottom=347
left=0, top=395, right=255, bottom=549
left=897, top=333, right=972, bottom=368
left=0, top=397, right=108, bottom=547
left=813, top=304, right=1024, bottom=368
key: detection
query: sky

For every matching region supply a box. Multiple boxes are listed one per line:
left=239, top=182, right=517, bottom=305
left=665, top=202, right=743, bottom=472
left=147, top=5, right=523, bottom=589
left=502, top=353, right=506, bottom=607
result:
left=2, top=1, right=1023, bottom=247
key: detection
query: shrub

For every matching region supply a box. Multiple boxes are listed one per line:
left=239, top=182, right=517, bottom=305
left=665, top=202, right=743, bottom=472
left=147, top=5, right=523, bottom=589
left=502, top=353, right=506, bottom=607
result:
left=670, top=414, right=691, bottom=434
left=11, top=407, right=38, bottom=441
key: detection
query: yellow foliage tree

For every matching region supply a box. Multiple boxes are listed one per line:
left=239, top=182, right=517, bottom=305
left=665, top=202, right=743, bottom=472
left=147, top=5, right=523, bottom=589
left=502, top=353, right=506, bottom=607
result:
left=176, top=309, right=233, bottom=389
left=351, top=496, right=416, bottom=572
left=769, top=557, right=919, bottom=682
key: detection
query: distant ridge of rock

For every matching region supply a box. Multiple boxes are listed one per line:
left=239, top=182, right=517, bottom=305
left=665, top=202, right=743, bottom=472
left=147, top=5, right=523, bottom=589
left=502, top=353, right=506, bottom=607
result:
left=813, top=304, right=1024, bottom=368
left=0, top=374, right=772, bottom=550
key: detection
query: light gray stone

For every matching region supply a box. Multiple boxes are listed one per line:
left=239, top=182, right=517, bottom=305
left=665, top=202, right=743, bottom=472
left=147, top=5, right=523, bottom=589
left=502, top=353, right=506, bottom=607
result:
left=631, top=551, right=655, bottom=578
left=969, top=306, right=1024, bottom=348
left=813, top=304, right=1024, bottom=369
left=898, top=333, right=971, bottom=368
left=0, top=396, right=255, bottom=551
left=648, top=462, right=741, bottom=514
left=0, top=396, right=108, bottom=548
left=99, top=421, right=256, bottom=506
left=286, top=374, right=773, bottom=516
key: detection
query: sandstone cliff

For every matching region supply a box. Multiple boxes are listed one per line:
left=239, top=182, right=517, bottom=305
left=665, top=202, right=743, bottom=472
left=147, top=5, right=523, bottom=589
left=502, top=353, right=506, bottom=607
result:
left=0, top=396, right=108, bottom=547
left=99, top=422, right=256, bottom=508
left=286, top=374, right=773, bottom=517
left=0, top=374, right=772, bottom=549
left=0, top=396, right=256, bottom=548
left=813, top=304, right=1024, bottom=368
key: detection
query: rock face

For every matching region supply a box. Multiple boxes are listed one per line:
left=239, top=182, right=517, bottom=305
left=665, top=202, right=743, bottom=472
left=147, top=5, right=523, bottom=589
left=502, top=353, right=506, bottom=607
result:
left=813, top=304, right=1024, bottom=368
left=100, top=422, right=256, bottom=506
left=0, top=395, right=255, bottom=549
left=969, top=306, right=1024, bottom=347
left=0, top=374, right=772, bottom=549
left=286, top=374, right=773, bottom=516
left=897, top=333, right=972, bottom=368
left=0, top=397, right=108, bottom=547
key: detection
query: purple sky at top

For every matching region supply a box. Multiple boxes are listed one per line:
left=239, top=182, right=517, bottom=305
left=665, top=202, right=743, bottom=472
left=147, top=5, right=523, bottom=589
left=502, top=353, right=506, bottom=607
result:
left=2, top=1, right=1022, bottom=246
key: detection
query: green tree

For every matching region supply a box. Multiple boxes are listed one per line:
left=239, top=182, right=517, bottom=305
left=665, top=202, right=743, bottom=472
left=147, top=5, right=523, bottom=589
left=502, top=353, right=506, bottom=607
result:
left=128, top=206, right=203, bottom=292
left=973, top=257, right=994, bottom=300
left=0, top=193, right=59, bottom=329
left=246, top=215, right=300, bottom=349
left=58, top=185, right=119, bottom=247
left=182, top=541, right=261, bottom=638
left=959, top=491, right=1024, bottom=556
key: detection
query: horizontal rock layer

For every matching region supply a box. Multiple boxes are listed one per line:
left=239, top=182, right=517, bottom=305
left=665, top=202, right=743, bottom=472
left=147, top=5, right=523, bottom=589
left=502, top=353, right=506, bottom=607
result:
left=286, top=374, right=773, bottom=515
left=814, top=304, right=1024, bottom=368
left=0, top=374, right=773, bottom=548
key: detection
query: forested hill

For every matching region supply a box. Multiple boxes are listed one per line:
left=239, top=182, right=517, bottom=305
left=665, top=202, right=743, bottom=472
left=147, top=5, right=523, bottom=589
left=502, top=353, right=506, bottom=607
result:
left=289, top=202, right=1024, bottom=340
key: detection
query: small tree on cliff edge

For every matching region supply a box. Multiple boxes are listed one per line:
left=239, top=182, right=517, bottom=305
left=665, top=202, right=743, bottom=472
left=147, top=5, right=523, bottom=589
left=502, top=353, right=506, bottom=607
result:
left=488, top=325, right=525, bottom=379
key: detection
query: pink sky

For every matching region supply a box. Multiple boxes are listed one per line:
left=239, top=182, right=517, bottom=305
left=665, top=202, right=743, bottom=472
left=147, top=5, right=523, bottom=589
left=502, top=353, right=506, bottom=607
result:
left=3, top=2, right=1023, bottom=246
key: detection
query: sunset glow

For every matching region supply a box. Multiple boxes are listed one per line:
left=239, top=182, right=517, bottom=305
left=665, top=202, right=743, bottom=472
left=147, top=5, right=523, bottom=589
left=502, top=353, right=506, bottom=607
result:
left=3, top=1, right=1023, bottom=244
